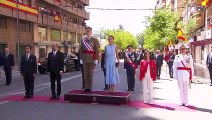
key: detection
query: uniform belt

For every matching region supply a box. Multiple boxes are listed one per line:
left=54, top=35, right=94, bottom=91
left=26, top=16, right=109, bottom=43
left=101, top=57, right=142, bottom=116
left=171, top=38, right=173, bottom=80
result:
left=177, top=67, right=191, bottom=70
left=83, top=50, right=96, bottom=54
left=177, top=67, right=192, bottom=80
left=82, top=50, right=96, bottom=59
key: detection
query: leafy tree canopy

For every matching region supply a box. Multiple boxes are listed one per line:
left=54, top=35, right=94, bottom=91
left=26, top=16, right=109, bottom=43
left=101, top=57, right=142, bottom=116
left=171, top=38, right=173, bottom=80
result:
left=103, top=28, right=138, bottom=50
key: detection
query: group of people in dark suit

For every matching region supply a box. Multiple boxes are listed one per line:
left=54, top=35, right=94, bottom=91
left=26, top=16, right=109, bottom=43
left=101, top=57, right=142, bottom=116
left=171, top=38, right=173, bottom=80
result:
left=19, top=44, right=64, bottom=99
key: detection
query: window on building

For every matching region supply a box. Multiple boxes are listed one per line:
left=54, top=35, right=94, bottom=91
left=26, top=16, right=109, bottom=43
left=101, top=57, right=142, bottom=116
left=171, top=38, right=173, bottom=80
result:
left=69, top=32, right=76, bottom=44
left=50, top=29, right=60, bottom=41
left=38, top=26, right=47, bottom=41
left=0, top=16, right=7, bottom=29
left=63, top=31, right=68, bottom=41
left=19, top=20, right=30, bottom=32
left=0, top=44, right=6, bottom=53
left=77, top=33, right=82, bottom=43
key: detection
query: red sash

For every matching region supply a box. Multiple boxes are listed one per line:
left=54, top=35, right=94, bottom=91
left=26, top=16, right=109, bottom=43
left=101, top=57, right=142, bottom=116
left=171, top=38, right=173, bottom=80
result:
left=178, top=60, right=192, bottom=80
left=125, top=52, right=138, bottom=70
left=82, top=37, right=96, bottom=59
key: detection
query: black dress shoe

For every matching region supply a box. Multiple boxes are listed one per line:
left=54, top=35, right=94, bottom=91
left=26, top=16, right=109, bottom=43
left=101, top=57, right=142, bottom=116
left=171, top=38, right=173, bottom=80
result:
left=23, top=95, right=29, bottom=98
left=84, top=89, right=91, bottom=92
left=55, top=96, right=60, bottom=100
left=103, top=88, right=108, bottom=90
left=50, top=96, right=56, bottom=100
left=127, top=89, right=130, bottom=91
left=5, top=83, right=10, bottom=86
left=210, top=84, right=212, bottom=86
left=181, top=104, right=185, bottom=106
left=28, top=95, right=33, bottom=98
left=131, top=89, right=135, bottom=91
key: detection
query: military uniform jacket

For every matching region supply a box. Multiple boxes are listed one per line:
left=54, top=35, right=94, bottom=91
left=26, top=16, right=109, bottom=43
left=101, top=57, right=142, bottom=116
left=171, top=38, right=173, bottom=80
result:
left=79, top=36, right=100, bottom=63
left=124, top=52, right=138, bottom=70
left=173, top=54, right=194, bottom=81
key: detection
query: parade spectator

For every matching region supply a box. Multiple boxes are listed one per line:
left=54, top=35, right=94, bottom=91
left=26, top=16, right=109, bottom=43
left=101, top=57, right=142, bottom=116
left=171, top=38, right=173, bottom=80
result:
left=155, top=50, right=163, bottom=79
left=2, top=47, right=15, bottom=86
left=105, top=35, right=120, bottom=93
left=139, top=51, right=157, bottom=104
left=206, top=47, right=212, bottom=86
left=173, top=44, right=194, bottom=106
left=21, top=45, right=37, bottom=98
left=124, top=45, right=138, bottom=91
left=164, top=50, right=175, bottom=78
left=48, top=43, right=64, bottom=100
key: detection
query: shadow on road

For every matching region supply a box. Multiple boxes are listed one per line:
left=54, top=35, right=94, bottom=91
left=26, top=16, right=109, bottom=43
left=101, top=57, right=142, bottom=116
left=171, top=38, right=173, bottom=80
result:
left=187, top=106, right=212, bottom=113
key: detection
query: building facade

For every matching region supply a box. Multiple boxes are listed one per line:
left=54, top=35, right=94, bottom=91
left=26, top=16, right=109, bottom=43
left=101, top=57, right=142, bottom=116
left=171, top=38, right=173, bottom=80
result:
left=0, top=0, right=89, bottom=62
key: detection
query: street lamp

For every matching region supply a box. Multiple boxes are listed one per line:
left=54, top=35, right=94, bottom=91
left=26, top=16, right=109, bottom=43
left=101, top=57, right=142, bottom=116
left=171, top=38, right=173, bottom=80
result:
left=16, top=0, right=20, bottom=68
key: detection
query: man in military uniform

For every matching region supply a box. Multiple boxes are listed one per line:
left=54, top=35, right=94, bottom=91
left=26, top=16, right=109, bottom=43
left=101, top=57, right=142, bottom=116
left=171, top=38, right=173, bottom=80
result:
left=124, top=45, right=138, bottom=91
left=79, top=26, right=100, bottom=92
left=173, top=44, right=194, bottom=106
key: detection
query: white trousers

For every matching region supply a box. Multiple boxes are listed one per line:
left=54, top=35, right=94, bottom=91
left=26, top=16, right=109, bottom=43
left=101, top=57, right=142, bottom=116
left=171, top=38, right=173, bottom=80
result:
left=142, top=78, right=154, bottom=104
left=177, top=80, right=189, bottom=106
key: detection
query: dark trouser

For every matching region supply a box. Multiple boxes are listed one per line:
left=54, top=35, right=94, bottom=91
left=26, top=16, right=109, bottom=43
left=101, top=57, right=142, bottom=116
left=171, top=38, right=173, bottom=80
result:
left=83, top=63, right=94, bottom=90
left=4, top=68, right=12, bottom=85
left=80, top=64, right=85, bottom=88
left=103, top=68, right=108, bottom=89
left=168, top=62, right=173, bottom=78
left=23, top=73, right=34, bottom=96
left=209, top=64, right=212, bottom=84
left=50, top=72, right=61, bottom=97
left=126, top=68, right=135, bottom=90
left=156, top=64, right=162, bottom=78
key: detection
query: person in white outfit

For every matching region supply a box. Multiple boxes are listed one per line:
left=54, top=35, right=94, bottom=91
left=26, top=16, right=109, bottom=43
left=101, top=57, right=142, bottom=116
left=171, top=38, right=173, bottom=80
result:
left=173, top=44, right=194, bottom=106
left=139, top=51, right=157, bottom=104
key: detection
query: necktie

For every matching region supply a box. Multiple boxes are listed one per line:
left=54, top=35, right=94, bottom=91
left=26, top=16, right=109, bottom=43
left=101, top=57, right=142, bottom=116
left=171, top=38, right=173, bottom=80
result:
left=53, top=52, right=56, bottom=57
left=26, top=54, right=29, bottom=60
left=5, top=54, right=8, bottom=58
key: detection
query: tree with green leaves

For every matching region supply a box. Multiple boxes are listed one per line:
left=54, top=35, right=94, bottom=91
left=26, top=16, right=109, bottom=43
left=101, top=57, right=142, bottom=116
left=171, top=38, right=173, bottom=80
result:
left=143, top=8, right=178, bottom=50
left=102, top=28, right=138, bottom=50
left=143, top=8, right=197, bottom=51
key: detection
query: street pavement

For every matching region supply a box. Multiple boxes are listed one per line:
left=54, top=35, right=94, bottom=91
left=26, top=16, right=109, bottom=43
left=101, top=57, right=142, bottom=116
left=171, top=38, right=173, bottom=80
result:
left=0, top=61, right=212, bottom=120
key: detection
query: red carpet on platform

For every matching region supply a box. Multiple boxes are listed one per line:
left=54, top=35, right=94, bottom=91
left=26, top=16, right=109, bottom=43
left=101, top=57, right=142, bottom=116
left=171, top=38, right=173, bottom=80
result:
left=64, top=90, right=131, bottom=105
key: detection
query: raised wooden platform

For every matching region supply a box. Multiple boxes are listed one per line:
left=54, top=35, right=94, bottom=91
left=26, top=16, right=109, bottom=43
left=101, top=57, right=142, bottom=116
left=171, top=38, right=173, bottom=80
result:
left=64, top=90, right=131, bottom=105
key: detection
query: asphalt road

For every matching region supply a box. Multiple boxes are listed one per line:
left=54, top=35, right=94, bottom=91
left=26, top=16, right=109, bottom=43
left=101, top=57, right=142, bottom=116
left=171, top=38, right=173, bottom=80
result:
left=0, top=62, right=212, bottom=120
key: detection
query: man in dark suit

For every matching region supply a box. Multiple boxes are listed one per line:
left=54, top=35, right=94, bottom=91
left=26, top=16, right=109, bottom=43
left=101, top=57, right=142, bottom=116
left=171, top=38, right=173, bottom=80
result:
left=21, top=45, right=37, bottom=98
left=124, top=45, right=138, bottom=91
left=155, top=50, right=163, bottom=79
left=48, top=43, right=64, bottom=100
left=206, top=47, right=212, bottom=86
left=101, top=51, right=108, bottom=90
left=2, top=47, right=15, bottom=86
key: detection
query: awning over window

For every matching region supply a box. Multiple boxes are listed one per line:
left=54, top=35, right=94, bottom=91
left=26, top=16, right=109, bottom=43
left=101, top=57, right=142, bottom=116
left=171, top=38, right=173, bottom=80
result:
left=190, top=38, right=212, bottom=46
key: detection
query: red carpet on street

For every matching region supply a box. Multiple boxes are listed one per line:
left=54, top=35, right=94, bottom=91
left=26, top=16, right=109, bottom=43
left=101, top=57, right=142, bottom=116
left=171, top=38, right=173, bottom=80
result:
left=0, top=95, right=197, bottom=112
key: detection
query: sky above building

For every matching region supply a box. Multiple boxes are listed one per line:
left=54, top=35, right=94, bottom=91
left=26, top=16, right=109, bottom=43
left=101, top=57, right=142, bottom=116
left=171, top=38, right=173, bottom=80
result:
left=86, top=0, right=157, bottom=35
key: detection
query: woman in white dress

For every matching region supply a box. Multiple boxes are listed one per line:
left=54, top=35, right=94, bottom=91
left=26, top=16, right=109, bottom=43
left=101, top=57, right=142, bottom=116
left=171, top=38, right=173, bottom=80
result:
left=139, top=51, right=157, bottom=104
